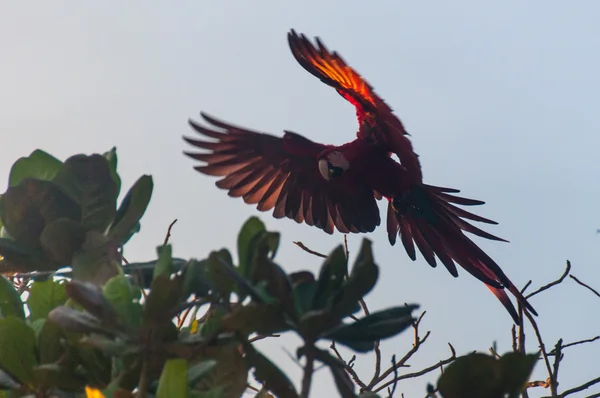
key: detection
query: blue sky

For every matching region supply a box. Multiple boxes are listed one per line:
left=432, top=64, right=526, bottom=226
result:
left=1, top=2, right=599, bottom=396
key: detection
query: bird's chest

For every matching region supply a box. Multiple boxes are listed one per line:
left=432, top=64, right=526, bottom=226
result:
left=350, top=149, right=412, bottom=197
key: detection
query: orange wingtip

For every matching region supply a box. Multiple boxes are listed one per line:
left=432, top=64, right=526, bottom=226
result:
left=288, top=29, right=377, bottom=109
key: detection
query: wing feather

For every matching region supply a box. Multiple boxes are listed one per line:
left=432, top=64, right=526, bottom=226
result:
left=185, top=113, right=381, bottom=234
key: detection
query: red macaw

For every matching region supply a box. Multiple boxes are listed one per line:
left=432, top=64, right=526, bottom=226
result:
left=184, top=29, right=536, bottom=323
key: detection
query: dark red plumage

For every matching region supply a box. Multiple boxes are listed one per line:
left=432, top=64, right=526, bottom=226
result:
left=183, top=29, right=537, bottom=324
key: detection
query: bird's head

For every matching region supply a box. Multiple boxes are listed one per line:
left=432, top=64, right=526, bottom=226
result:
left=318, top=150, right=350, bottom=181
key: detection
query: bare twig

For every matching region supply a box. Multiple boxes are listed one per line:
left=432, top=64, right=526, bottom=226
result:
left=551, top=339, right=563, bottom=393
left=294, top=241, right=327, bottom=258
left=546, top=375, right=600, bottom=397
left=549, top=335, right=600, bottom=354
left=524, top=311, right=556, bottom=395
left=569, top=274, right=600, bottom=299
left=526, top=260, right=571, bottom=299
left=163, top=219, right=178, bottom=246
left=249, top=333, right=281, bottom=343
left=301, top=346, right=316, bottom=398
left=330, top=342, right=367, bottom=390
left=387, top=355, right=399, bottom=398
left=369, top=312, right=432, bottom=389
left=374, top=344, right=456, bottom=393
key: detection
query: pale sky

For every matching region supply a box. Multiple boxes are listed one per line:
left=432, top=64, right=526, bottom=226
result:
left=1, top=2, right=599, bottom=397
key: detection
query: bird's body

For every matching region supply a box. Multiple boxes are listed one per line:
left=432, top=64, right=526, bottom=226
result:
left=184, top=30, right=537, bottom=323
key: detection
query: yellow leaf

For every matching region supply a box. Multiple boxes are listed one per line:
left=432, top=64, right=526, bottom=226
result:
left=190, top=319, right=199, bottom=334
left=85, top=386, right=105, bottom=398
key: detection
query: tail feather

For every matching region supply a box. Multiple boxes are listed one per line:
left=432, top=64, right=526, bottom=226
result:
left=388, top=183, right=537, bottom=322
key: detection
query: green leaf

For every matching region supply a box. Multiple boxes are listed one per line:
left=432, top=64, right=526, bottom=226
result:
left=0, top=275, right=24, bottom=319
left=102, top=275, right=142, bottom=327
left=237, top=217, right=266, bottom=277
left=221, top=302, right=290, bottom=336
left=157, top=359, right=188, bottom=398
left=182, top=259, right=211, bottom=298
left=0, top=238, right=59, bottom=273
left=70, top=231, right=121, bottom=285
left=9, top=149, right=63, bottom=187
left=108, top=175, right=153, bottom=245
left=0, top=179, right=81, bottom=248
left=324, top=305, right=418, bottom=352
left=312, top=245, right=347, bottom=310
left=48, top=306, right=112, bottom=335
left=245, top=345, right=298, bottom=398
left=103, top=147, right=122, bottom=198
left=314, top=348, right=355, bottom=398
left=0, top=316, right=37, bottom=388
left=437, top=353, right=502, bottom=398
left=37, top=320, right=65, bottom=364
left=40, top=218, right=87, bottom=265
left=191, top=388, right=225, bottom=398
left=154, top=244, right=173, bottom=281
left=499, top=352, right=538, bottom=397
left=330, top=238, right=379, bottom=318
left=27, top=279, right=68, bottom=321
left=188, top=360, right=217, bottom=386
left=33, top=363, right=87, bottom=392
left=143, top=274, right=184, bottom=324
left=193, top=344, right=248, bottom=397
left=52, top=154, right=118, bottom=232
left=65, top=280, right=119, bottom=325
left=293, top=280, right=317, bottom=319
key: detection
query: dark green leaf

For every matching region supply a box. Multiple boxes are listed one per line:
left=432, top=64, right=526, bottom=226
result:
left=103, top=147, right=122, bottom=198
left=314, top=348, right=354, bottom=398
left=330, top=238, right=379, bottom=318
left=33, top=364, right=87, bottom=392
left=143, top=274, right=184, bottom=324
left=40, top=218, right=87, bottom=264
left=70, top=231, right=121, bottom=285
left=312, top=245, right=347, bottom=310
left=154, top=244, right=173, bottom=281
left=108, top=175, right=153, bottom=245
left=0, top=179, right=81, bottom=248
left=245, top=344, right=298, bottom=398
left=65, top=280, right=118, bottom=324
left=52, top=154, right=118, bottom=232
left=237, top=216, right=266, bottom=277
left=37, top=320, right=65, bottom=364
left=293, top=280, right=317, bottom=318
left=0, top=316, right=37, bottom=388
left=102, top=275, right=142, bottom=327
left=79, top=334, right=141, bottom=357
left=0, top=238, right=58, bottom=273
left=188, top=360, right=217, bottom=386
left=324, top=306, right=418, bottom=352
left=499, top=352, right=538, bottom=397
left=182, top=259, right=211, bottom=298
left=27, top=279, right=68, bottom=321
left=193, top=344, right=248, bottom=397
left=0, top=275, right=24, bottom=319
left=9, top=149, right=63, bottom=187
left=48, top=306, right=112, bottom=335
left=191, top=388, right=225, bottom=398
left=221, top=302, right=290, bottom=336
left=437, top=353, right=503, bottom=398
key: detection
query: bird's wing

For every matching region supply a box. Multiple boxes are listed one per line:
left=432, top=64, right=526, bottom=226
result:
left=287, top=29, right=422, bottom=181
left=184, top=113, right=381, bottom=234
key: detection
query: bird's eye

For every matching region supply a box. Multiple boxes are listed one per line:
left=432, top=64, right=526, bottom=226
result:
left=328, top=163, right=344, bottom=178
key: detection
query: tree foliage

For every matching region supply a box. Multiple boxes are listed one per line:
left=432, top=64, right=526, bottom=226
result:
left=0, top=147, right=587, bottom=397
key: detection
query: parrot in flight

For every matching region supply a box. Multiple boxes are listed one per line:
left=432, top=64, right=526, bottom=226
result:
left=183, top=29, right=536, bottom=323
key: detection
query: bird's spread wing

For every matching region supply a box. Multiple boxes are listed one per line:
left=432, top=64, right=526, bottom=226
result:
left=287, top=29, right=423, bottom=182
left=184, top=113, right=381, bottom=234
